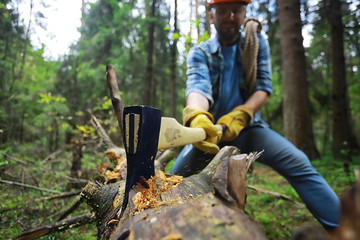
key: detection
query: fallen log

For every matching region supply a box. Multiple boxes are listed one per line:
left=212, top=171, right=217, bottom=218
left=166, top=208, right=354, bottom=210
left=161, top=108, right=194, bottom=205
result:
left=81, top=146, right=268, bottom=240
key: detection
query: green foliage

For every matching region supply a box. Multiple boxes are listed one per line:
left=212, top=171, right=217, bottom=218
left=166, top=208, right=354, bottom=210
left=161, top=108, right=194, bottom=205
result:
left=0, top=148, right=102, bottom=239
left=172, top=32, right=180, bottom=40
left=245, top=154, right=360, bottom=239
left=75, top=124, right=95, bottom=138
left=82, top=152, right=104, bottom=171
left=197, top=30, right=210, bottom=44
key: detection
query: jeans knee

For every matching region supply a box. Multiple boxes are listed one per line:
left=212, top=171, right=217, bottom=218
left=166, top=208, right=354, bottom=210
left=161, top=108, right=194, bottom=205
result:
left=274, top=150, right=317, bottom=178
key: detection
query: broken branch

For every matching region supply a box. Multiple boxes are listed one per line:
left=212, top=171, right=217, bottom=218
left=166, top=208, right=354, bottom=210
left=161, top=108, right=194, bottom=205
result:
left=41, top=189, right=82, bottom=201
left=0, top=179, right=63, bottom=194
left=12, top=213, right=95, bottom=240
left=247, top=184, right=304, bottom=205
left=106, top=65, right=124, bottom=135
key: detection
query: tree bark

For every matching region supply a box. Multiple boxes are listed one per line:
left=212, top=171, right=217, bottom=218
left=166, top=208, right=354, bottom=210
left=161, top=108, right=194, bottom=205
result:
left=170, top=0, right=178, bottom=118
left=81, top=146, right=267, bottom=240
left=10, top=0, right=32, bottom=93
left=81, top=0, right=85, bottom=29
left=68, top=136, right=83, bottom=189
left=204, top=0, right=211, bottom=36
left=324, top=0, right=359, bottom=157
left=278, top=0, right=320, bottom=159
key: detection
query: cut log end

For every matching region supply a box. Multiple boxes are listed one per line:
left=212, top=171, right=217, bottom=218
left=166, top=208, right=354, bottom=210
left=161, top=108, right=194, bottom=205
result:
left=212, top=151, right=262, bottom=210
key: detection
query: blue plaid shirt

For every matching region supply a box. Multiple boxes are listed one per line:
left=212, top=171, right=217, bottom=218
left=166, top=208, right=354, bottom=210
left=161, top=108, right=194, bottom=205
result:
left=185, top=31, right=272, bottom=126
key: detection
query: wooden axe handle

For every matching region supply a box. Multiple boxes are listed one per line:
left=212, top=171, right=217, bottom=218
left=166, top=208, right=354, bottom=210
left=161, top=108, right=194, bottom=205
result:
left=158, top=117, right=223, bottom=149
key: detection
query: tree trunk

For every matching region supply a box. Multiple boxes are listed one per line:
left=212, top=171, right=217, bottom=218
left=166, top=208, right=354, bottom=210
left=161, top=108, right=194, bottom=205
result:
left=204, top=0, right=211, bottom=36
left=170, top=0, right=178, bottom=118
left=190, top=0, right=193, bottom=37
left=68, top=136, right=83, bottom=189
left=81, top=146, right=267, bottom=240
left=278, top=0, right=320, bottom=159
left=195, top=0, right=200, bottom=39
left=324, top=0, right=359, bottom=157
left=144, top=0, right=156, bottom=106
left=13, top=0, right=32, bottom=91
left=81, top=0, right=85, bottom=29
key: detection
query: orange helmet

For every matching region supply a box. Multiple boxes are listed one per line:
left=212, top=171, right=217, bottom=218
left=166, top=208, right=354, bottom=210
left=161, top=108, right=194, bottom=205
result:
left=208, top=0, right=251, bottom=5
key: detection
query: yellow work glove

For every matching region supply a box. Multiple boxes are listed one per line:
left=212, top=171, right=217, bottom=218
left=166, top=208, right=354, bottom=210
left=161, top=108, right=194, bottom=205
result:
left=183, top=106, right=222, bottom=154
left=216, top=105, right=254, bottom=142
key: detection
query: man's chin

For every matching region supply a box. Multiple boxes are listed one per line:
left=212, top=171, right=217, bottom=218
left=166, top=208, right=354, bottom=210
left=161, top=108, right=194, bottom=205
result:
left=218, top=31, right=239, bottom=43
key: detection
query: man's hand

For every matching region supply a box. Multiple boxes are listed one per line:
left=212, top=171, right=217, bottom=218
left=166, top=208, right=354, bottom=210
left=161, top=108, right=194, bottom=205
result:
left=216, top=105, right=254, bottom=141
left=183, top=106, right=222, bottom=154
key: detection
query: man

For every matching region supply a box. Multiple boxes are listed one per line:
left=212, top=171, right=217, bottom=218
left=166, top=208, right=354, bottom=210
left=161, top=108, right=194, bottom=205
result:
left=170, top=0, right=340, bottom=230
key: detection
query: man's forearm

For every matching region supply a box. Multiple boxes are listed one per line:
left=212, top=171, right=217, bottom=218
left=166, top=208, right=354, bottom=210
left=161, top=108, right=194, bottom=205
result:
left=243, top=90, right=269, bottom=113
left=186, top=92, right=210, bottom=111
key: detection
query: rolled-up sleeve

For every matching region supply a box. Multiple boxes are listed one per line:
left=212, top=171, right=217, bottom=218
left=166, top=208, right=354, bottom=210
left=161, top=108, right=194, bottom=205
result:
left=254, top=33, right=272, bottom=95
left=185, top=47, right=214, bottom=105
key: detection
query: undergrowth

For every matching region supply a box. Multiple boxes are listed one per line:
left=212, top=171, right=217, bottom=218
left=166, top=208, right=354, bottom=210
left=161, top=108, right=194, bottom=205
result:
left=245, top=155, right=360, bottom=240
left=1, top=147, right=359, bottom=240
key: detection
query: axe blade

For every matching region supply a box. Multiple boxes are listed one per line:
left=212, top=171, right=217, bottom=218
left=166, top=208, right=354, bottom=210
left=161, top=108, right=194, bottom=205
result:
left=120, top=105, right=161, bottom=216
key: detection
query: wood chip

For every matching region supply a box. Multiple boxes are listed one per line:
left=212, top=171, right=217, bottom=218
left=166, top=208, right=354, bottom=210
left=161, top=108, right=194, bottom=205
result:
left=160, top=233, right=182, bottom=240
left=132, top=171, right=183, bottom=213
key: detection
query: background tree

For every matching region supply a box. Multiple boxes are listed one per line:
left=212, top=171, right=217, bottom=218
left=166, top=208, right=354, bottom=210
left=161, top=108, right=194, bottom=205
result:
left=278, top=0, right=320, bottom=159
left=324, top=0, right=359, bottom=157
left=1, top=0, right=358, bottom=159
left=0, top=0, right=59, bottom=149
left=248, top=0, right=283, bottom=132
left=170, top=0, right=179, bottom=118
left=144, top=0, right=156, bottom=106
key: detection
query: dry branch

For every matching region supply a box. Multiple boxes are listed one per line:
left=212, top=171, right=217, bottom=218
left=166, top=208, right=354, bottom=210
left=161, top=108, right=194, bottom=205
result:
left=0, top=179, right=63, bottom=194
left=155, top=148, right=176, bottom=171
left=42, top=145, right=72, bottom=164
left=12, top=213, right=95, bottom=240
left=58, top=199, right=83, bottom=221
left=90, top=113, right=117, bottom=150
left=42, top=189, right=82, bottom=201
left=247, top=184, right=304, bottom=205
left=106, top=64, right=124, bottom=135
left=89, top=112, right=126, bottom=172
left=1, top=152, right=35, bottom=166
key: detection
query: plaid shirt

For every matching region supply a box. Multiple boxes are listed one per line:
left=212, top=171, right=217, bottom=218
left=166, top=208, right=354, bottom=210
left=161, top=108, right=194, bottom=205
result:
left=185, top=31, right=272, bottom=126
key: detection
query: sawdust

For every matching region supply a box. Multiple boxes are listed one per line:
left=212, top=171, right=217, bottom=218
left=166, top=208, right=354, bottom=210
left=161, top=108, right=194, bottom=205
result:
left=160, top=233, right=183, bottom=240
left=132, top=171, right=183, bottom=213
left=105, top=170, right=122, bottom=183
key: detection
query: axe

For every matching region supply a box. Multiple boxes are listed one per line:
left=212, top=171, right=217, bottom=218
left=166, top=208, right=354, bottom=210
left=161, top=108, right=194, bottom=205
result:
left=106, top=65, right=222, bottom=216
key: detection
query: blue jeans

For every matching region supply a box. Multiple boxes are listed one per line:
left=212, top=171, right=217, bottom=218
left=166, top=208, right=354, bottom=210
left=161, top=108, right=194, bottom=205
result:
left=170, top=126, right=340, bottom=229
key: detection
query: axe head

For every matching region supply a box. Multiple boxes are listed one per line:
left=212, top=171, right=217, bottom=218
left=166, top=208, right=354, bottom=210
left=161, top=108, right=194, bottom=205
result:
left=120, top=105, right=161, bottom=215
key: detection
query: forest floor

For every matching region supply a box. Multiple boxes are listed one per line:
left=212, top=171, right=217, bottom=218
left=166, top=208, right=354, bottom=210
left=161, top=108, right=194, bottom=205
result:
left=1, top=147, right=359, bottom=240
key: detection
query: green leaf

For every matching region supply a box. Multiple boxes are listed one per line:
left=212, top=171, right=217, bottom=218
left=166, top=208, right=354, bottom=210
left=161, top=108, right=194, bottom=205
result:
left=172, top=33, right=180, bottom=40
